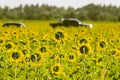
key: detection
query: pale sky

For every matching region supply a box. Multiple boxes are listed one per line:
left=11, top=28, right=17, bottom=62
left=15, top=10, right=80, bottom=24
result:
left=0, top=0, right=120, bottom=9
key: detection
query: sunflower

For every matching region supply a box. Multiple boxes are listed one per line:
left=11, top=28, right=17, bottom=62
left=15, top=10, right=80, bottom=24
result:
left=3, top=31, right=10, bottom=37
left=108, top=39, right=115, bottom=46
left=88, top=36, right=93, bottom=43
left=54, top=30, right=67, bottom=43
left=4, top=42, right=15, bottom=51
left=59, top=53, right=66, bottom=59
left=79, top=38, right=88, bottom=44
left=22, top=48, right=29, bottom=56
left=80, top=28, right=86, bottom=34
left=40, top=33, right=49, bottom=40
left=12, top=31, right=19, bottom=38
left=0, top=37, right=5, bottom=46
left=55, top=31, right=64, bottom=40
left=78, top=43, right=92, bottom=56
left=97, top=39, right=108, bottom=50
left=99, top=41, right=106, bottom=48
left=51, top=63, right=62, bottom=75
left=92, top=58, right=100, bottom=66
left=68, top=53, right=76, bottom=62
left=36, top=46, right=51, bottom=55
left=10, top=49, right=24, bottom=63
left=30, top=52, right=44, bottom=66
left=23, top=54, right=31, bottom=64
left=109, top=49, right=119, bottom=57
left=40, top=46, right=47, bottom=53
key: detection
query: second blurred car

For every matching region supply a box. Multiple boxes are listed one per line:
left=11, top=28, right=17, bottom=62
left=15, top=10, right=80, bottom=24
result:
left=2, top=22, right=26, bottom=27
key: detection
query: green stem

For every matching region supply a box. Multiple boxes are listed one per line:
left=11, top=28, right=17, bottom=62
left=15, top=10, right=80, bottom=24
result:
left=14, top=62, right=17, bottom=80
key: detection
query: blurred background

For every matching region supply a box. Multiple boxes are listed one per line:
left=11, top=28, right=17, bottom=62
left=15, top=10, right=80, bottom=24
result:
left=0, top=0, right=120, bottom=21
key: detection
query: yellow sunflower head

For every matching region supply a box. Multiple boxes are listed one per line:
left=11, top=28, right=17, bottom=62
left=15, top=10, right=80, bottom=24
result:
left=59, top=53, right=66, bottom=59
left=5, top=42, right=12, bottom=49
left=88, top=36, right=93, bottom=42
left=55, top=31, right=64, bottom=40
left=54, top=30, right=67, bottom=43
left=68, top=53, right=76, bottom=62
left=22, top=48, right=29, bottom=56
left=30, top=52, right=44, bottom=66
left=40, top=46, right=47, bottom=53
left=78, top=43, right=92, bottom=56
left=51, top=63, right=62, bottom=75
left=10, top=50, right=24, bottom=63
left=24, top=56, right=31, bottom=64
left=109, top=49, right=119, bottom=57
left=0, top=38, right=5, bottom=46
left=80, top=28, right=86, bottom=34
left=97, top=39, right=108, bottom=50
left=4, top=42, right=15, bottom=51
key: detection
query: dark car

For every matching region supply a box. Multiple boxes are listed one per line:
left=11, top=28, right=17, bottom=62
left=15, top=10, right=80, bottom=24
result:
left=50, top=18, right=93, bottom=28
left=2, top=22, right=26, bottom=27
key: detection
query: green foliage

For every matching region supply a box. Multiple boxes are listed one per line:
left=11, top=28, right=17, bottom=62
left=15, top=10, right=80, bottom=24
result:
left=0, top=4, right=120, bottom=21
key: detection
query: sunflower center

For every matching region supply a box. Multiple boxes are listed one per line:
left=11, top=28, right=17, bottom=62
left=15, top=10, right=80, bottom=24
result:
left=0, top=40, right=3, bottom=43
left=79, top=46, right=89, bottom=54
left=111, top=50, right=116, bottom=55
left=69, top=55, right=74, bottom=60
left=99, top=41, right=106, bottom=48
left=12, top=52, right=20, bottom=60
left=53, top=66, right=59, bottom=72
left=31, top=53, right=41, bottom=62
left=55, top=31, right=64, bottom=40
left=5, top=43, right=12, bottom=49
left=40, top=47, right=47, bottom=53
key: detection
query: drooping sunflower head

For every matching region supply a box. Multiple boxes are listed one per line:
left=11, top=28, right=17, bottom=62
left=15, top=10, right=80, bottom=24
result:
left=79, top=38, right=87, bottom=44
left=22, top=49, right=29, bottom=55
left=19, top=40, right=28, bottom=46
left=51, top=63, right=62, bottom=75
left=59, top=53, right=66, bottom=59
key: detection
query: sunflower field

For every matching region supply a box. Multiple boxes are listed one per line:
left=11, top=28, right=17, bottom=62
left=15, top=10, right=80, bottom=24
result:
left=0, top=20, right=120, bottom=80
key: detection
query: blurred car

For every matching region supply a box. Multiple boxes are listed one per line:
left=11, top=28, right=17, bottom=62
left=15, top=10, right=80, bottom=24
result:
left=2, top=22, right=26, bottom=27
left=50, top=18, right=93, bottom=28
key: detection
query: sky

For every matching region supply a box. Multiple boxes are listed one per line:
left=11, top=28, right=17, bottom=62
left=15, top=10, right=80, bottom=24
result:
left=0, top=0, right=120, bottom=9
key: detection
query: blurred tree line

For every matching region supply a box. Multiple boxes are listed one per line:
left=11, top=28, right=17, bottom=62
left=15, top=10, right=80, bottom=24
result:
left=0, top=3, right=120, bottom=21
